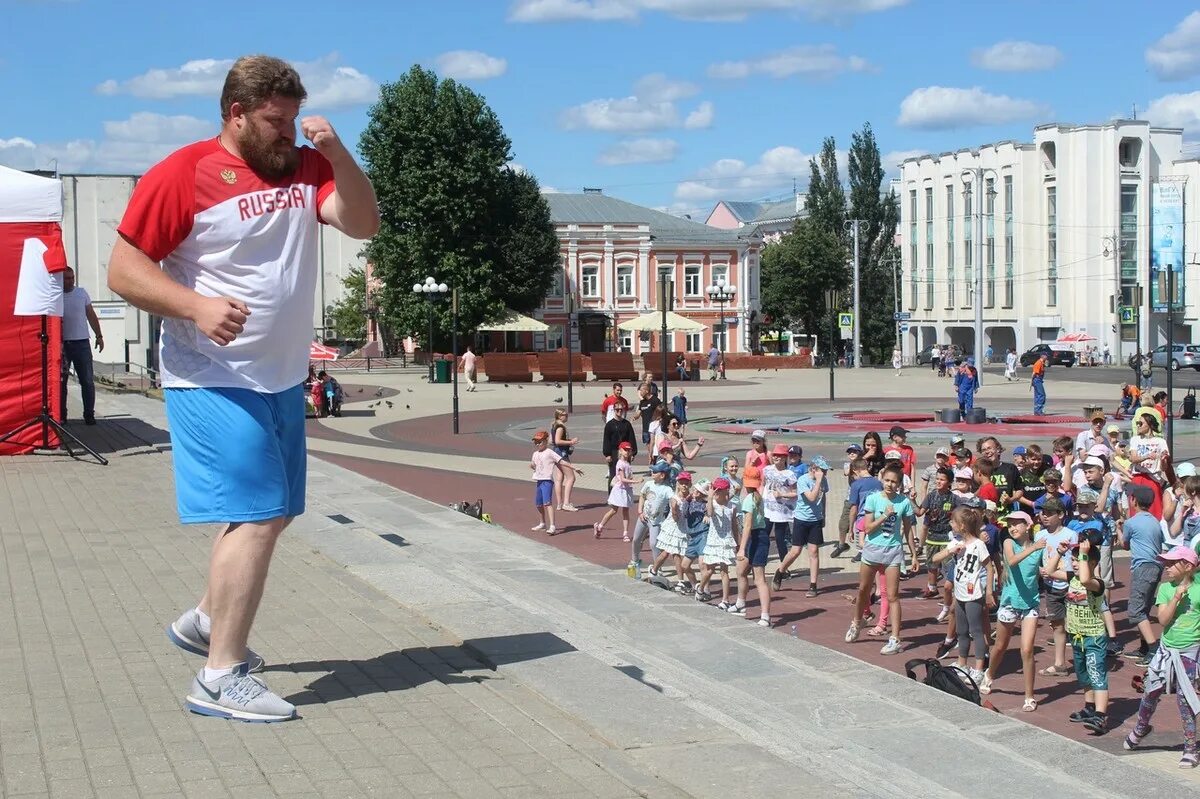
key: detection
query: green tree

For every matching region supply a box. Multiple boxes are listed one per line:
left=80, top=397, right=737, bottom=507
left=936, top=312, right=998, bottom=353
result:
left=805, top=137, right=847, bottom=241
left=847, top=123, right=900, bottom=363
left=760, top=218, right=847, bottom=351
left=325, top=266, right=367, bottom=342
left=359, top=65, right=558, bottom=352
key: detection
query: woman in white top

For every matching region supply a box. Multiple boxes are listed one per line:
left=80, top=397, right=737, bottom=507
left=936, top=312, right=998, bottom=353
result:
left=1129, top=410, right=1169, bottom=519
left=891, top=348, right=902, bottom=377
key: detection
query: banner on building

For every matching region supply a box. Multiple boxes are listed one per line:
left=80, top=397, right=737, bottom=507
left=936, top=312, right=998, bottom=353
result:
left=1151, top=181, right=1185, bottom=311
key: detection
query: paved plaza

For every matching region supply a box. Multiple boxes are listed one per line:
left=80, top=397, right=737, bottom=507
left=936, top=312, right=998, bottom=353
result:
left=1, top=365, right=1197, bottom=797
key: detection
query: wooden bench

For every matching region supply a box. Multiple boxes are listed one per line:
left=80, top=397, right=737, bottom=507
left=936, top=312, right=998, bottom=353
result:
left=642, top=352, right=685, bottom=381
left=589, top=352, right=639, bottom=381
left=482, top=353, right=535, bottom=383
left=536, top=352, right=583, bottom=383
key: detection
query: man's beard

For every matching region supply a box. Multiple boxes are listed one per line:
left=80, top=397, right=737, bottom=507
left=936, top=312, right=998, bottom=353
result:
left=238, top=125, right=299, bottom=179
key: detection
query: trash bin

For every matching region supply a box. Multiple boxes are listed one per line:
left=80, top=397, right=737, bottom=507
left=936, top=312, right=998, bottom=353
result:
left=689, top=359, right=701, bottom=381
left=434, top=358, right=452, bottom=384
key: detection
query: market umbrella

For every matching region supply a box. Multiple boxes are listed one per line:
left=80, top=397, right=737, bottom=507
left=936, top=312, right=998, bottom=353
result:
left=1057, top=332, right=1097, bottom=343
left=475, top=309, right=549, bottom=333
left=309, top=341, right=338, bottom=361
left=617, top=310, right=705, bottom=333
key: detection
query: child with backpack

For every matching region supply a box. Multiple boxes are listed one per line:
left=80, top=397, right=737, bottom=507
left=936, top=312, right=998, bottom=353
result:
left=1123, top=546, right=1200, bottom=768
left=1045, top=530, right=1110, bottom=734
left=980, top=510, right=1044, bottom=710
left=933, top=506, right=994, bottom=685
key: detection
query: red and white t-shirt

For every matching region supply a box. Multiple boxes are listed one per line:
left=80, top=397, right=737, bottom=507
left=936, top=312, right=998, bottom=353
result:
left=117, top=138, right=335, bottom=392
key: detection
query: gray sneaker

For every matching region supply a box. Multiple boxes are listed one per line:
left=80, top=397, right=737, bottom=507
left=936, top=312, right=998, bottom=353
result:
left=185, top=664, right=295, bottom=723
left=167, top=609, right=265, bottom=673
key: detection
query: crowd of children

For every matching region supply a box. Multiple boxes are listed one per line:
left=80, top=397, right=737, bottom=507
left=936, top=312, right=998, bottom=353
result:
left=529, top=414, right=1200, bottom=764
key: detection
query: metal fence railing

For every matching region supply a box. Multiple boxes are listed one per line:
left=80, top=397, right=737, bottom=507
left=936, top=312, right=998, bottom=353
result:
left=92, top=361, right=160, bottom=392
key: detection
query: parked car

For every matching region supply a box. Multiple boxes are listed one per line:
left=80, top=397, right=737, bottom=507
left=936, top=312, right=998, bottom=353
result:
left=1150, top=343, right=1200, bottom=371
left=1019, top=343, right=1076, bottom=367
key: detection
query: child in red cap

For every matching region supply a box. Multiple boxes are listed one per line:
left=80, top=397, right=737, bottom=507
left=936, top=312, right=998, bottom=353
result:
left=530, top=430, right=582, bottom=535
left=595, top=442, right=636, bottom=541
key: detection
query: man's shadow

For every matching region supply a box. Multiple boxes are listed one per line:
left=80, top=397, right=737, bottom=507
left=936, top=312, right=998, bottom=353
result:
left=272, top=633, right=576, bottom=707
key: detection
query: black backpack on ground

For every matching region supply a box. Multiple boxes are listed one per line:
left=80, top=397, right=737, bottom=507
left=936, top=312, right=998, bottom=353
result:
left=904, top=658, right=981, bottom=706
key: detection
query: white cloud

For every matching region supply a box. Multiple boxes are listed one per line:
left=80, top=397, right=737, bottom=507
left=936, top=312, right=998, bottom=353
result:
left=540, top=186, right=563, bottom=193
left=509, top=0, right=636, bottom=21
left=673, top=145, right=815, bottom=202
left=1146, top=11, right=1200, bottom=81
left=970, top=41, right=1063, bottom=72
left=561, top=75, right=711, bottom=133
left=881, top=148, right=927, bottom=174
left=435, top=50, right=508, bottom=80
left=94, top=53, right=378, bottom=110
left=633, top=73, right=698, bottom=102
left=509, top=0, right=907, bottom=22
left=684, top=101, right=714, bottom=129
left=708, top=45, right=872, bottom=81
left=561, top=97, right=679, bottom=132
left=0, top=112, right=216, bottom=173
left=598, top=137, right=679, bottom=165
left=897, top=86, right=1049, bottom=130
left=1144, top=91, right=1200, bottom=131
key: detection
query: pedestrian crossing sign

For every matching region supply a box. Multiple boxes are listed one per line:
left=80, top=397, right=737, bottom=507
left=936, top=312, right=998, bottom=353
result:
left=1119, top=306, right=1136, bottom=324
left=838, top=313, right=853, bottom=330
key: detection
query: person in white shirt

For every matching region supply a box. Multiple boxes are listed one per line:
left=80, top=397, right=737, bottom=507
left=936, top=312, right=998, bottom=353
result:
left=1004, top=348, right=1018, bottom=381
left=461, top=345, right=477, bottom=391
left=1075, top=414, right=1111, bottom=461
left=59, top=267, right=103, bottom=425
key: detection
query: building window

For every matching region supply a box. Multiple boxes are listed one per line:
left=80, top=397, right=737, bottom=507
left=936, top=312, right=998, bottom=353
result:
left=1003, top=175, right=1014, bottom=308
left=656, top=267, right=675, bottom=308
left=946, top=184, right=955, bottom=308
left=619, top=331, right=633, bottom=352
left=685, top=332, right=701, bottom=352
left=1119, top=184, right=1138, bottom=340
left=712, top=263, right=729, bottom=287
left=545, top=325, right=563, bottom=351
left=926, top=185, right=936, bottom=307
left=963, top=186, right=973, bottom=309
left=550, top=264, right=565, bottom=297
left=616, top=263, right=634, bottom=296
left=909, top=189, right=918, bottom=310
left=985, top=177, right=995, bottom=309
left=684, top=264, right=702, bottom=296
left=713, top=327, right=727, bottom=352
left=1047, top=186, right=1057, bottom=307
left=581, top=264, right=600, bottom=297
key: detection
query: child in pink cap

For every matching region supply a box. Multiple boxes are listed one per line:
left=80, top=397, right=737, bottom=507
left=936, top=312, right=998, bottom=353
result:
left=1123, top=546, right=1200, bottom=768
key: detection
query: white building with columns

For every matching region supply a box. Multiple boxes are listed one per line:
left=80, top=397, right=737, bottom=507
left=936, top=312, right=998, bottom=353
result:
left=899, top=120, right=1197, bottom=364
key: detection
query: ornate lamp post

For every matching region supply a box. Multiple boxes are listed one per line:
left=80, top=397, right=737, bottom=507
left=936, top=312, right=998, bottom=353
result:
left=412, top=276, right=448, bottom=382
left=706, top=278, right=736, bottom=379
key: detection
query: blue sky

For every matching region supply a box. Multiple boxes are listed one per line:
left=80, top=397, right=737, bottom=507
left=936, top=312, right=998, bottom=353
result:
left=3, top=0, right=1199, bottom=218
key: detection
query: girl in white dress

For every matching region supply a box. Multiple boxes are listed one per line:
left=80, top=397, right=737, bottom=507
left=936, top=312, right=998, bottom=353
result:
left=595, top=442, right=636, bottom=541
left=649, top=473, right=694, bottom=590
left=697, top=478, right=740, bottom=609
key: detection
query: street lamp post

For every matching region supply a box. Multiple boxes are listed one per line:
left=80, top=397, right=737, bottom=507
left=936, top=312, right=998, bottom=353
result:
left=565, top=293, right=575, bottom=413
left=451, top=287, right=460, bottom=435
left=961, top=168, right=995, bottom=386
left=706, top=278, right=736, bottom=380
left=412, top=276, right=448, bottom=383
left=825, top=289, right=838, bottom=402
left=659, top=273, right=670, bottom=400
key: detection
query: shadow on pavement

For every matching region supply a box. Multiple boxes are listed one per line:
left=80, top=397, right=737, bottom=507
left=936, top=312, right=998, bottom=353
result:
left=277, top=633, right=577, bottom=706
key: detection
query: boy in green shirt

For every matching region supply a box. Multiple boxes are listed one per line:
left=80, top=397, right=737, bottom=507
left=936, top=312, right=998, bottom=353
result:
left=1045, top=530, right=1109, bottom=734
left=1123, top=546, right=1200, bottom=769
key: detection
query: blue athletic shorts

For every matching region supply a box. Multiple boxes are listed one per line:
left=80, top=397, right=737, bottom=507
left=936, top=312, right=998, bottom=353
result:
left=534, top=479, right=554, bottom=507
left=164, top=385, right=306, bottom=524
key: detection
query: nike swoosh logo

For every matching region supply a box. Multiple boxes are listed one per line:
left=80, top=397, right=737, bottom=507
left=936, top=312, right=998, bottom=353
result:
left=199, top=681, right=221, bottom=701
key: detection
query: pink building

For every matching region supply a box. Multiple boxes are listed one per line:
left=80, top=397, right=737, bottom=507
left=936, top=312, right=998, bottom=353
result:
left=706, top=194, right=805, bottom=245
left=533, top=191, right=763, bottom=356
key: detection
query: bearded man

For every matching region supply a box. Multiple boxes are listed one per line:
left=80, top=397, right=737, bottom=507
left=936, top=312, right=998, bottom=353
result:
left=108, top=55, right=379, bottom=722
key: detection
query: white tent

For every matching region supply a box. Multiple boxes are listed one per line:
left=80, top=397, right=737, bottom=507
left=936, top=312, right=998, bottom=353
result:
left=0, top=165, right=62, bottom=223
left=617, top=310, right=705, bottom=333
